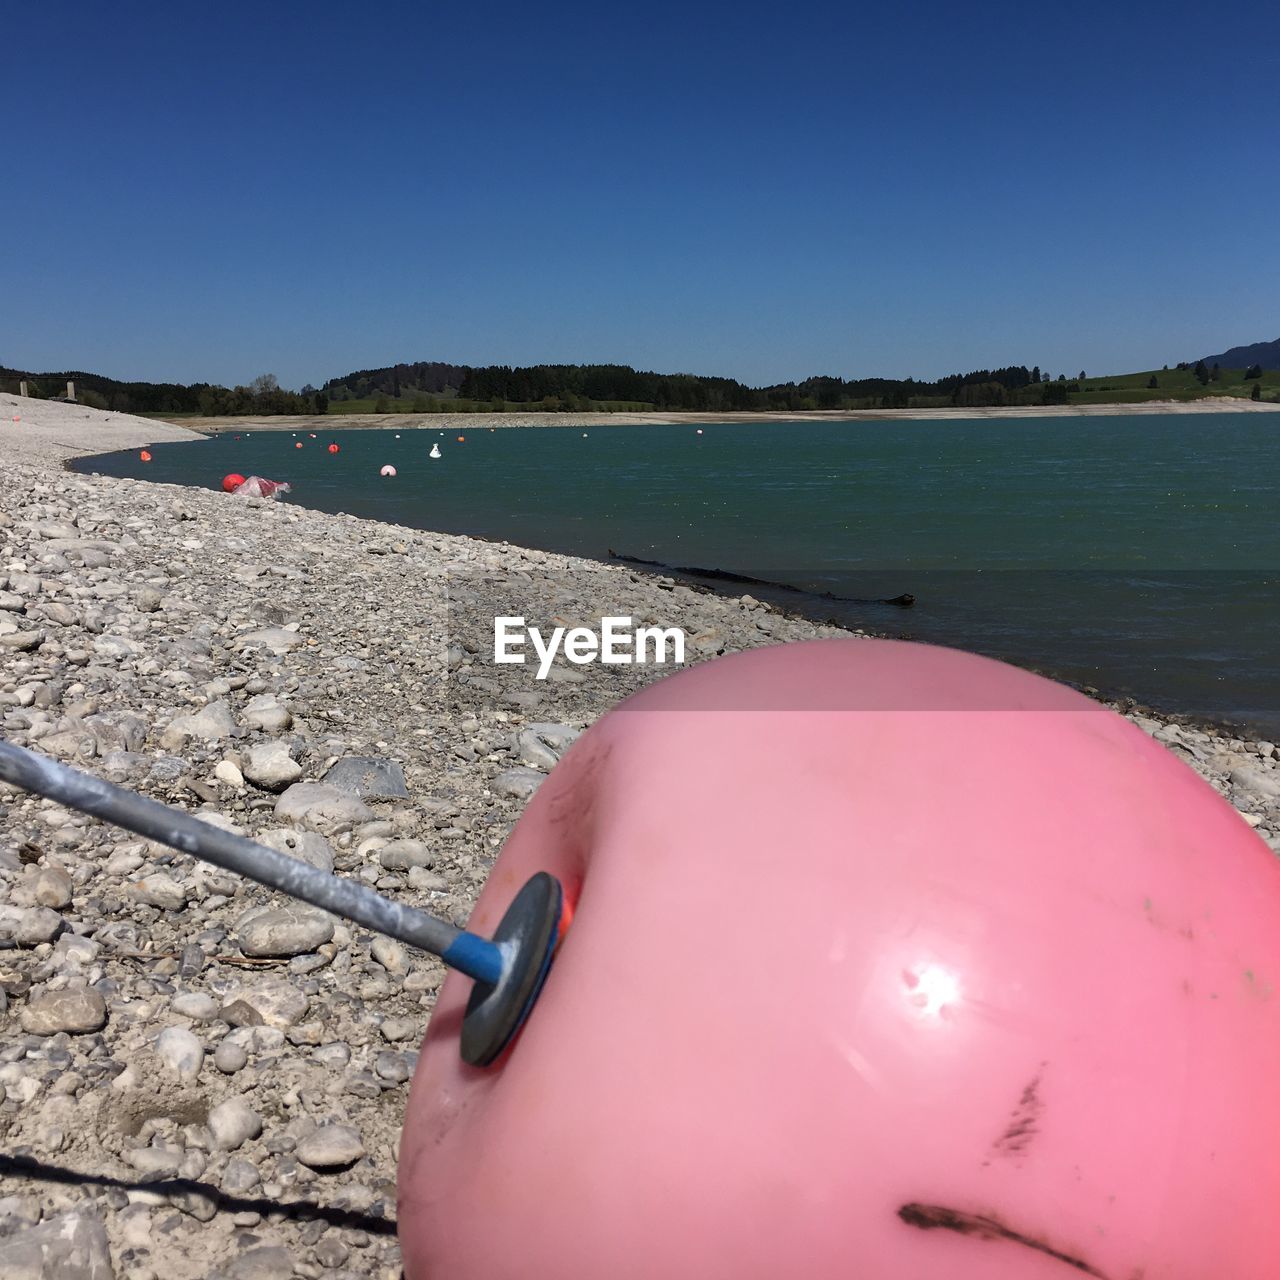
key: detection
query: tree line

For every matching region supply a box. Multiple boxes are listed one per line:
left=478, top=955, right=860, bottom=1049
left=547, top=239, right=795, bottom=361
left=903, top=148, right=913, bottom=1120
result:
left=4, top=359, right=1102, bottom=416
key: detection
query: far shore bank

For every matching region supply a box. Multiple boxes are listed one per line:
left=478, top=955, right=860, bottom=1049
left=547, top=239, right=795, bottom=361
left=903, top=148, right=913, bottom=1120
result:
left=167, top=397, right=1280, bottom=434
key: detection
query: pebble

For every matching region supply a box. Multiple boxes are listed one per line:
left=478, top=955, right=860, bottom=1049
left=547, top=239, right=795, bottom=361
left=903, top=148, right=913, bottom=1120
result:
left=214, top=1039, right=249, bottom=1074
left=295, top=1124, right=366, bottom=1170
left=237, top=906, right=335, bottom=957
left=0, top=1209, right=113, bottom=1277
left=34, top=865, right=74, bottom=908
left=20, top=986, right=108, bottom=1035
left=274, top=782, right=374, bottom=830
left=208, top=1096, right=263, bottom=1150
left=242, top=739, right=303, bottom=790
left=322, top=755, right=409, bottom=800
left=129, top=871, right=189, bottom=910
left=259, top=827, right=335, bottom=873
left=370, top=936, right=408, bottom=974
left=215, top=759, right=245, bottom=786
left=156, top=1025, right=205, bottom=1078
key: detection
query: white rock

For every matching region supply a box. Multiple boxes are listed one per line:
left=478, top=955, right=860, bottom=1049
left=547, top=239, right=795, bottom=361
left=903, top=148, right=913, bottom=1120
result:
left=274, top=782, right=373, bottom=831
left=128, top=872, right=188, bottom=911
left=241, top=694, right=293, bottom=733
left=215, top=759, right=245, bottom=787
left=258, top=827, right=335, bottom=873
left=236, top=906, right=334, bottom=957
left=242, top=740, right=302, bottom=791
left=20, top=987, right=108, bottom=1035
left=155, top=1026, right=204, bottom=1079
left=208, top=1097, right=263, bottom=1151
left=295, top=1124, right=365, bottom=1170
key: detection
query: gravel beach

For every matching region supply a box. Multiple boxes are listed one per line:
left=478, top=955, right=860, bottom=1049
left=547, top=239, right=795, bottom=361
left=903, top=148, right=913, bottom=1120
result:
left=2, top=391, right=1278, bottom=1278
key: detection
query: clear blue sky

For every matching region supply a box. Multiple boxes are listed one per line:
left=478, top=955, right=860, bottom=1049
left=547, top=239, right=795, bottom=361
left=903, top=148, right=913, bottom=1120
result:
left=5, top=0, right=1277, bottom=390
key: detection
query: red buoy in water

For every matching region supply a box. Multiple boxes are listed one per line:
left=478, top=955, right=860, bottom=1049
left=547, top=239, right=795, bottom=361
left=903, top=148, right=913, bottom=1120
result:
left=139, top=450, right=152, bottom=462
left=222, top=473, right=247, bottom=493
left=328, top=443, right=340, bottom=454
left=295, top=442, right=303, bottom=449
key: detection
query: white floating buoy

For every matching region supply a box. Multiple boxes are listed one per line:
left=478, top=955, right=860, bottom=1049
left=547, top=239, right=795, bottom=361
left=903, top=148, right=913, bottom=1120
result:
left=696, top=428, right=703, bottom=435
left=429, top=444, right=441, bottom=459
left=380, top=465, right=397, bottom=477
left=395, top=433, right=401, bottom=439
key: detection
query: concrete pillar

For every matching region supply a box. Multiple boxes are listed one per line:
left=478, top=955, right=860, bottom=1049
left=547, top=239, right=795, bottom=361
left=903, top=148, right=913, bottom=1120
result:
left=18, top=381, right=28, bottom=397
left=67, top=380, right=75, bottom=401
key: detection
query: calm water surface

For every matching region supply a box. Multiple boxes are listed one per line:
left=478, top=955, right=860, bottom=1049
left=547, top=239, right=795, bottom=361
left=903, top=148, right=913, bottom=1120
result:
left=76, top=415, right=1280, bottom=732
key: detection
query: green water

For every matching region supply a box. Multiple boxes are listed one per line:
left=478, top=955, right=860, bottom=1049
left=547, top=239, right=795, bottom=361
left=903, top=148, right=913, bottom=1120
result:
left=76, top=415, right=1280, bottom=732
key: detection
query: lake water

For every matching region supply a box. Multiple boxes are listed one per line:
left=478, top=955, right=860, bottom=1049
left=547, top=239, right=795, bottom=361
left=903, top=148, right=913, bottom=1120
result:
left=75, top=415, right=1280, bottom=733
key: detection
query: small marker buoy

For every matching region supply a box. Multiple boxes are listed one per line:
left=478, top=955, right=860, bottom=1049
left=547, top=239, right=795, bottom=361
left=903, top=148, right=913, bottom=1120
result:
left=395, top=433, right=401, bottom=439
left=380, top=464, right=397, bottom=477
left=457, top=435, right=466, bottom=442
left=222, top=473, right=247, bottom=493
left=309, top=433, right=317, bottom=438
left=295, top=442, right=303, bottom=449
left=328, top=443, right=339, bottom=454
left=140, top=450, right=152, bottom=462
left=697, top=428, right=704, bottom=434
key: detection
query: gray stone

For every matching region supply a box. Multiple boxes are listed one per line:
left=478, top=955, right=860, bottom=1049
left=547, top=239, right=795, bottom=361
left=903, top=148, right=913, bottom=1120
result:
left=225, top=979, right=309, bottom=1028
left=295, top=1124, right=365, bottom=1170
left=242, top=740, right=302, bottom=791
left=222, top=1246, right=296, bottom=1280
left=514, top=723, right=580, bottom=771
left=128, top=872, right=188, bottom=911
left=214, top=1040, right=249, bottom=1074
left=1230, top=765, right=1280, bottom=801
left=171, top=991, right=219, bottom=1020
left=155, top=1026, right=204, bottom=1079
left=14, top=906, right=65, bottom=946
left=274, top=782, right=373, bottom=831
left=0, top=630, right=45, bottom=651
left=237, top=906, right=334, bottom=958
left=20, top=987, right=107, bottom=1035
left=208, top=1097, right=263, bottom=1151
left=34, top=866, right=73, bottom=908
left=161, top=699, right=237, bottom=749
left=322, top=755, right=409, bottom=800
left=492, top=766, right=546, bottom=800
left=240, top=694, right=292, bottom=733
left=375, top=1050, right=414, bottom=1084
left=221, top=1157, right=260, bottom=1193
left=376, top=839, right=433, bottom=871
left=370, top=936, right=408, bottom=974
left=0, top=1208, right=114, bottom=1280
left=93, top=634, right=137, bottom=660
left=258, top=827, right=335, bottom=874
left=380, top=1017, right=416, bottom=1042
left=233, top=627, right=302, bottom=654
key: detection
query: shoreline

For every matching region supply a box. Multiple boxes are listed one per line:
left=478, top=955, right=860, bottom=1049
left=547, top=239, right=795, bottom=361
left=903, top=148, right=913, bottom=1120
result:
left=167, top=397, right=1280, bottom=434
left=14, top=387, right=1272, bottom=742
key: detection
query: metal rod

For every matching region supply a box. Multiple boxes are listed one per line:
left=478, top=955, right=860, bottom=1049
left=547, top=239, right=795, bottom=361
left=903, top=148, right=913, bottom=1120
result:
left=0, top=738, right=506, bottom=987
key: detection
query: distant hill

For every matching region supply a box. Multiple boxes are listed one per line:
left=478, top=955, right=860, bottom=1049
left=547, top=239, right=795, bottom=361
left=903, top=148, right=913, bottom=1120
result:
left=1200, top=338, right=1280, bottom=370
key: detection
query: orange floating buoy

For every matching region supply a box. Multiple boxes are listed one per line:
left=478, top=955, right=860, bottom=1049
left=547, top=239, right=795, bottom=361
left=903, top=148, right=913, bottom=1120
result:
left=140, top=450, right=152, bottom=462
left=457, top=435, right=466, bottom=442
left=222, top=473, right=246, bottom=493
left=328, top=443, right=340, bottom=454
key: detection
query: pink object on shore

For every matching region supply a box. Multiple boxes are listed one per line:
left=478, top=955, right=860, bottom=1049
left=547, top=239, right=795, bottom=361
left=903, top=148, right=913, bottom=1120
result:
left=398, top=638, right=1280, bottom=1280
left=231, top=476, right=290, bottom=500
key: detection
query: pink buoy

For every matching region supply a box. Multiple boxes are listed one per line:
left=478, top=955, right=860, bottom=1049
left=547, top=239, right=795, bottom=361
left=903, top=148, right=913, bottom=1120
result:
left=399, top=639, right=1280, bottom=1280
left=380, top=464, right=397, bottom=477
